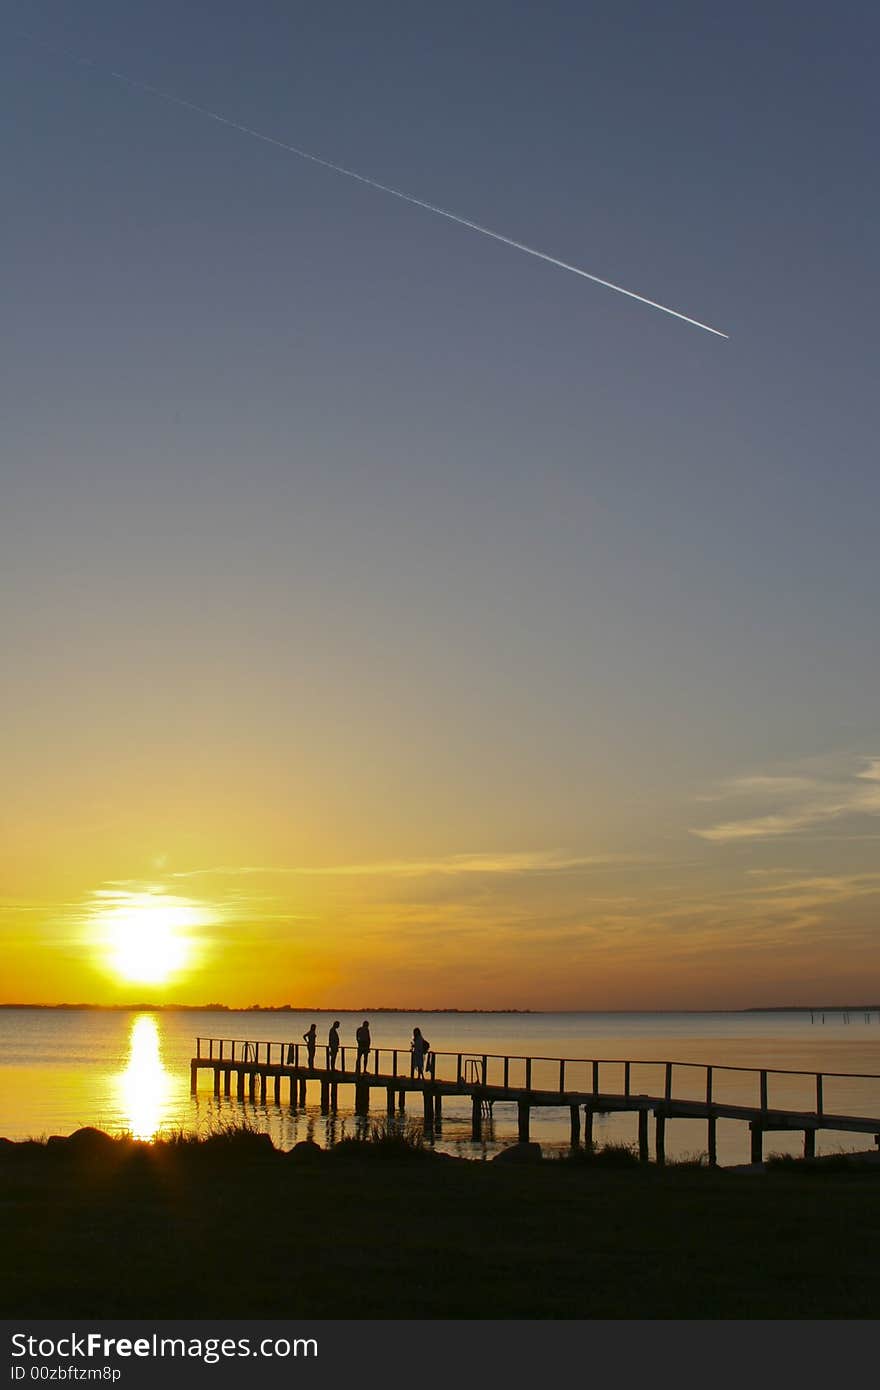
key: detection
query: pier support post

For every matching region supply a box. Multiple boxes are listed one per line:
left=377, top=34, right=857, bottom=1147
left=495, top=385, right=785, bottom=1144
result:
left=224, top=1069, right=231, bottom=1098
left=274, top=1074, right=281, bottom=1105
left=213, top=1066, right=221, bottom=1097
left=289, top=1075, right=297, bottom=1107
left=655, top=1111, right=666, bottom=1166
left=471, top=1096, right=482, bottom=1141
left=331, top=1083, right=338, bottom=1111
left=190, top=1061, right=198, bottom=1095
left=803, top=1128, right=816, bottom=1159
left=398, top=1089, right=406, bottom=1111
left=259, top=1073, right=267, bottom=1105
left=386, top=1086, right=396, bottom=1116
left=750, top=1123, right=763, bottom=1165
left=423, top=1088, right=434, bottom=1132
left=320, top=1079, right=330, bottom=1114
left=518, top=1101, right=530, bottom=1143
left=707, top=1114, right=717, bottom=1167
left=355, top=1080, right=370, bottom=1115
left=248, top=1072, right=257, bottom=1103
left=298, top=1078, right=307, bottom=1106
left=433, top=1091, right=442, bottom=1125
left=569, top=1104, right=581, bottom=1148
left=237, top=1070, right=245, bottom=1101
left=638, top=1109, right=649, bottom=1163
left=583, top=1105, right=594, bottom=1154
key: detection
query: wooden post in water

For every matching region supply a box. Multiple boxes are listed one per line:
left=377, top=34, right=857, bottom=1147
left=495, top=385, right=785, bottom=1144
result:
left=569, top=1104, right=581, bottom=1147
left=423, top=1088, right=434, bottom=1132
left=638, top=1108, right=649, bottom=1163
left=386, top=1086, right=395, bottom=1116
left=655, top=1111, right=666, bottom=1166
left=224, top=1068, right=231, bottom=1098
left=248, top=1072, right=257, bottom=1103
left=213, top=1066, right=221, bottom=1097
left=331, top=1083, right=338, bottom=1111
left=750, top=1122, right=763, bottom=1165
left=803, top=1128, right=816, bottom=1159
left=274, top=1074, right=281, bottom=1105
left=707, top=1115, right=717, bottom=1167
left=518, top=1100, right=530, bottom=1142
left=259, top=1073, right=267, bottom=1105
left=237, top=1069, right=245, bottom=1101
left=583, top=1105, right=594, bottom=1154
left=298, top=1078, right=307, bottom=1106
left=320, top=1079, right=330, bottom=1114
left=433, top=1091, right=442, bottom=1125
left=190, top=1060, right=198, bottom=1095
left=355, top=1079, right=369, bottom=1116
left=471, top=1095, right=482, bottom=1141
left=397, top=1089, right=406, bottom=1111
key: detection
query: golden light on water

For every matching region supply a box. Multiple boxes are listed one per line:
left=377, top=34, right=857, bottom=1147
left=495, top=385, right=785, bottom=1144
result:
left=89, top=887, right=212, bottom=985
left=117, top=1014, right=172, bottom=1140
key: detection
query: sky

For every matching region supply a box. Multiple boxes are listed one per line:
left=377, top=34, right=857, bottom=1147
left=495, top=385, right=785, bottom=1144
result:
left=3, top=1, right=879, bottom=1009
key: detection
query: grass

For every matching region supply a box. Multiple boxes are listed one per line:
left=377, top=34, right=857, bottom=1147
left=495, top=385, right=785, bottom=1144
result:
left=2, top=1126, right=879, bottom=1318
left=555, top=1141, right=641, bottom=1167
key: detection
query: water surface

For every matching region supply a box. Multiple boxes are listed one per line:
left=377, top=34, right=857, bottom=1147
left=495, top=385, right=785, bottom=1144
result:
left=2, top=1007, right=878, bottom=1166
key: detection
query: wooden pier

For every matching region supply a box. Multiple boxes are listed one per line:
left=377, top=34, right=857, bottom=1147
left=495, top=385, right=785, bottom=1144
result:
left=190, top=1037, right=880, bottom=1165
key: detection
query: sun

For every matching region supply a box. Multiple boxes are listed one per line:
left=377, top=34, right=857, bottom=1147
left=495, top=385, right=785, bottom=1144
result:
left=92, top=889, right=205, bottom=985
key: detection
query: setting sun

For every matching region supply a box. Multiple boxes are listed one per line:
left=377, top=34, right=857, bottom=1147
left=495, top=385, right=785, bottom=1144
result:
left=90, top=889, right=207, bottom=985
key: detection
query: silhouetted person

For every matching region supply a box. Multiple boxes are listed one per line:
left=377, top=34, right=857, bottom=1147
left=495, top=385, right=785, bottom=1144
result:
left=303, top=1023, right=317, bottom=1069
left=410, top=1026, right=430, bottom=1079
left=355, top=1020, right=371, bottom=1073
left=328, top=1020, right=340, bottom=1071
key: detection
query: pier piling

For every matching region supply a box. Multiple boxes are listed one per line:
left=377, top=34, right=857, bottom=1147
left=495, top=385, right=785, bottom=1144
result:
left=569, top=1104, right=581, bottom=1147
left=517, top=1101, right=530, bottom=1143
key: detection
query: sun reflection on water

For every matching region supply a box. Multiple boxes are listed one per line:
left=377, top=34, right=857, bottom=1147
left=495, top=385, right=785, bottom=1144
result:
left=117, top=1014, right=172, bottom=1140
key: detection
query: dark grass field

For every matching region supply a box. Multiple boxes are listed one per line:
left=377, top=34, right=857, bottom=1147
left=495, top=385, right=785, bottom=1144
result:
left=2, top=1129, right=878, bottom=1318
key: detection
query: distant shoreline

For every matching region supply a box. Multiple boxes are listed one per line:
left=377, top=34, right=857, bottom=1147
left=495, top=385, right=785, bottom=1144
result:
left=2, top=1002, right=877, bottom=1014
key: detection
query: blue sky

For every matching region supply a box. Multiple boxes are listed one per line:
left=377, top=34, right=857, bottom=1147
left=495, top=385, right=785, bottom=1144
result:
left=3, top=2, right=879, bottom=1007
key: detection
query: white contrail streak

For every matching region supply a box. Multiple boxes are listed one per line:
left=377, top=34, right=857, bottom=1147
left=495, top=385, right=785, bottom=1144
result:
left=25, top=36, right=728, bottom=338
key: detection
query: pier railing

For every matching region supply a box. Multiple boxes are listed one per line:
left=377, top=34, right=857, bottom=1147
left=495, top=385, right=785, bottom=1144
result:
left=194, top=1038, right=879, bottom=1118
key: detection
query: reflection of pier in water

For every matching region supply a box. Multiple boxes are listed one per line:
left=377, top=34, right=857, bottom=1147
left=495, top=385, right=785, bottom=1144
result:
left=191, top=1037, right=880, bottom=1165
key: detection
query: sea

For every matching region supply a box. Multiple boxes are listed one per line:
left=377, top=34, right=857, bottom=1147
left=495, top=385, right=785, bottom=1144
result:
left=2, top=1007, right=878, bottom=1167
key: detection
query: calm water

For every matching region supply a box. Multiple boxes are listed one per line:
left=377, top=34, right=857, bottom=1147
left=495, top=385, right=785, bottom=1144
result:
left=1, top=1008, right=878, bottom=1166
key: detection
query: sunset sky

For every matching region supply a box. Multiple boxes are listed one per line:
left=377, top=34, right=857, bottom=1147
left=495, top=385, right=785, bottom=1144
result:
left=3, top=2, right=878, bottom=1009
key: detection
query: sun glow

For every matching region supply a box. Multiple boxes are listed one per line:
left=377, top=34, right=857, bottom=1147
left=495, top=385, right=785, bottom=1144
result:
left=91, top=887, right=210, bottom=985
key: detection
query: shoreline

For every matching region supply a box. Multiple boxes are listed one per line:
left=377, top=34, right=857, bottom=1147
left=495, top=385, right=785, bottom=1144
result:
left=5, top=1002, right=878, bottom=1013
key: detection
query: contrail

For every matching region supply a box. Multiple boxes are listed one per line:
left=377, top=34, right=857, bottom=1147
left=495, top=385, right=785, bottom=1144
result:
left=23, top=35, right=728, bottom=338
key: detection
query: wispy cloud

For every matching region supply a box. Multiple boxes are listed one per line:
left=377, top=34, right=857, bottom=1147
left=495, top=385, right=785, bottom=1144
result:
left=692, top=755, right=880, bottom=843
left=172, top=850, right=629, bottom=881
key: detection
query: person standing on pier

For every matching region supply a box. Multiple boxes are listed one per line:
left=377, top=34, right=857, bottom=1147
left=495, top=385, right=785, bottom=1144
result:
left=410, top=1026, right=429, bottom=1079
left=328, top=1020, right=340, bottom=1070
left=303, top=1023, right=317, bottom=1069
left=355, top=1019, right=371, bottom=1073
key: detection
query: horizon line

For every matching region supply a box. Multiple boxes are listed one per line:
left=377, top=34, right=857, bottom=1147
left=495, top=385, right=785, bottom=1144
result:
left=3, top=1002, right=875, bottom=1014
